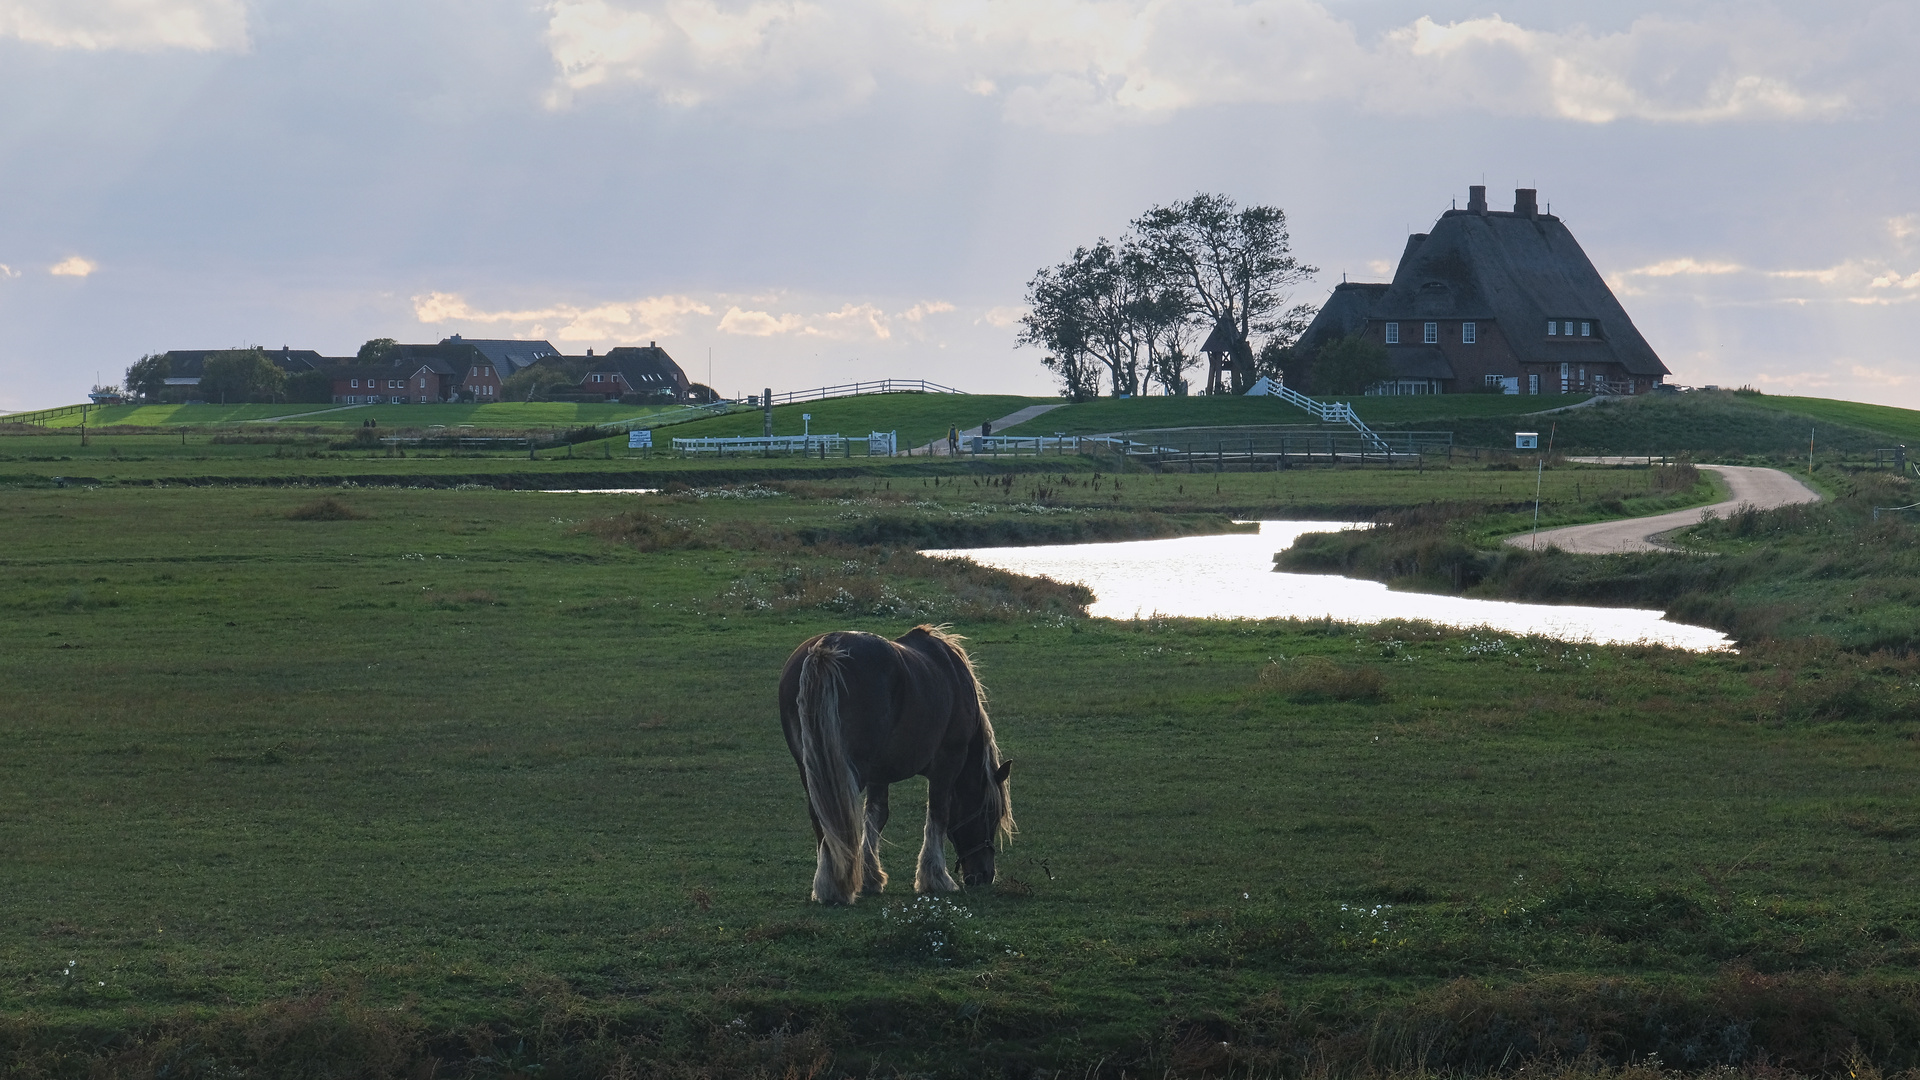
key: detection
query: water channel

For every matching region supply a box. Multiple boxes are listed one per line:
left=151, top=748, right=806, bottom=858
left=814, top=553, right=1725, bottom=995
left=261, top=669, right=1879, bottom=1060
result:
left=927, top=521, right=1732, bottom=651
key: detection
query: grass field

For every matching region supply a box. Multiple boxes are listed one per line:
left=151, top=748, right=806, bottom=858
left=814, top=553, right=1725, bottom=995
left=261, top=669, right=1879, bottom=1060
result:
left=29, top=401, right=693, bottom=431
left=664, top=393, right=1052, bottom=450
left=5, top=468, right=1920, bottom=1076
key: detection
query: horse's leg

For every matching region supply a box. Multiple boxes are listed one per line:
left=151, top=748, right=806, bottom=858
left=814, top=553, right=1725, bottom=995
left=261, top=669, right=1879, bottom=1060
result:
left=915, top=779, right=959, bottom=893
left=861, top=783, right=890, bottom=895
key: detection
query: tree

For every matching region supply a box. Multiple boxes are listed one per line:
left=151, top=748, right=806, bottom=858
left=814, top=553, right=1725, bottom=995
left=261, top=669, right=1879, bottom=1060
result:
left=125, top=353, right=170, bottom=401
left=358, top=338, right=399, bottom=364
left=502, top=361, right=576, bottom=402
left=1020, top=240, right=1198, bottom=400
left=200, top=348, right=288, bottom=404
left=1302, top=333, right=1394, bottom=396
left=686, top=383, right=720, bottom=404
left=1130, top=194, right=1318, bottom=394
left=286, top=368, right=333, bottom=403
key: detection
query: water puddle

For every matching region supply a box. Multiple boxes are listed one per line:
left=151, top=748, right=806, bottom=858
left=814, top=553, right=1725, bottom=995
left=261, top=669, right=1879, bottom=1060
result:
left=928, top=521, right=1731, bottom=651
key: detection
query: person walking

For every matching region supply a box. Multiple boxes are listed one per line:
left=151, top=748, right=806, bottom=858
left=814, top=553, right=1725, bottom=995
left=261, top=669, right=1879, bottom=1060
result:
left=948, top=424, right=959, bottom=456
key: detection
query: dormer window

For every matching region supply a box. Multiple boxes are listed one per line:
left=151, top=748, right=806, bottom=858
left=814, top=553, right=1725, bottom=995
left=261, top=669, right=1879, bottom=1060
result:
left=1424, top=322, right=1438, bottom=344
left=1385, top=322, right=1399, bottom=344
left=1462, top=322, right=1477, bottom=344
left=1580, top=321, right=1591, bottom=337
left=1563, top=321, right=1575, bottom=336
left=1547, top=321, right=1557, bottom=336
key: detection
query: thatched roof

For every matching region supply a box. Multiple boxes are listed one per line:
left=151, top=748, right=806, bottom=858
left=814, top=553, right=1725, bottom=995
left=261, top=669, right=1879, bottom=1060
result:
left=1375, top=205, right=1667, bottom=377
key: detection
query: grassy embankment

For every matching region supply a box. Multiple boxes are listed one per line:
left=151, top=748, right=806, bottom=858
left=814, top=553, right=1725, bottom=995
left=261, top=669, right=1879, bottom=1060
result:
left=5, top=471, right=1920, bottom=1076
left=996, top=393, right=1586, bottom=436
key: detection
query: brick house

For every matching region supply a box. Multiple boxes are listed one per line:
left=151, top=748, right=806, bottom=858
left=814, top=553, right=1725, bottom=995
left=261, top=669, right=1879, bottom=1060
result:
left=571, top=343, right=693, bottom=402
left=1297, top=186, right=1669, bottom=396
left=328, top=361, right=460, bottom=404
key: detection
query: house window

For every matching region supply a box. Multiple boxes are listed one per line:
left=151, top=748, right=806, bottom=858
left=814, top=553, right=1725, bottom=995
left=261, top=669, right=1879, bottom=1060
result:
left=350, top=379, right=359, bottom=388
left=593, top=374, right=602, bottom=383
left=1385, top=322, right=1399, bottom=344
left=1580, top=321, right=1591, bottom=337
left=1560, top=362, right=1569, bottom=392
left=1547, top=321, right=1557, bottom=336
left=1564, top=321, right=1575, bottom=336
left=1462, top=321, right=1477, bottom=344
left=1528, top=373, right=1540, bottom=395
left=1424, top=322, right=1438, bottom=344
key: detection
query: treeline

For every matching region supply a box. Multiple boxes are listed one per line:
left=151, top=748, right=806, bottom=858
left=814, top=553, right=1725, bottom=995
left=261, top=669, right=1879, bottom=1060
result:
left=1018, top=193, right=1318, bottom=399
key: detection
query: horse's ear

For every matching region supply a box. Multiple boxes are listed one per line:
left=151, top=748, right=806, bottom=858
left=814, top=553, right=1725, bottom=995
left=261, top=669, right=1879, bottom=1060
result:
left=994, top=759, right=1013, bottom=784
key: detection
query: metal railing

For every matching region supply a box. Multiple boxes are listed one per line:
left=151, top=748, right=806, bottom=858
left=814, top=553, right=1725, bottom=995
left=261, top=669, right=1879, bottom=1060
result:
left=763, top=379, right=962, bottom=405
left=2, top=402, right=92, bottom=426
left=595, top=400, right=740, bottom=433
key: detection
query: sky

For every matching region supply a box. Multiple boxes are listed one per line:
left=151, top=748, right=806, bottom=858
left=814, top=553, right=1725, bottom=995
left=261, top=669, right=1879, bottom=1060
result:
left=0, top=0, right=1916, bottom=410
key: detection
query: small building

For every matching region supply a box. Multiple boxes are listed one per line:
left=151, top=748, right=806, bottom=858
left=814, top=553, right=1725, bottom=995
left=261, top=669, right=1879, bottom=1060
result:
left=573, top=343, right=692, bottom=402
left=1297, top=185, right=1669, bottom=396
left=327, top=361, right=459, bottom=405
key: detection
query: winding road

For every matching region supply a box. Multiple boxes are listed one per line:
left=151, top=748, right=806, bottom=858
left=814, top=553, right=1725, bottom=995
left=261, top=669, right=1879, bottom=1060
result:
left=1507, top=464, right=1821, bottom=553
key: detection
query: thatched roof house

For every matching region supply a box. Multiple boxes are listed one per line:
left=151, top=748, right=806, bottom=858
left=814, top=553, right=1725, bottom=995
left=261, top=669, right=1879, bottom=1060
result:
left=1299, top=186, right=1669, bottom=396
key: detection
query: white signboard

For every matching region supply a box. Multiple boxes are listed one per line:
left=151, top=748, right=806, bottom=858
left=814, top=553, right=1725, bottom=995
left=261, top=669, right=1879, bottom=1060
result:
left=1515, top=432, right=1538, bottom=449
left=629, top=430, right=652, bottom=449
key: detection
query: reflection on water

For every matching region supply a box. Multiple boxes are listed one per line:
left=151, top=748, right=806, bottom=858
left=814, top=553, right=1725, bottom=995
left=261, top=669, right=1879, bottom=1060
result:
left=927, top=521, right=1731, bottom=651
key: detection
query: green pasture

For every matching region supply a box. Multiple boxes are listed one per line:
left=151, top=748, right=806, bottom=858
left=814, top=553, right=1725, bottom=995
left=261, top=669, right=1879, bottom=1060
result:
left=5, top=476, right=1920, bottom=1075
left=1736, top=392, right=1920, bottom=448
left=997, top=393, right=1591, bottom=437
left=33, top=401, right=691, bottom=431
left=664, top=393, right=1050, bottom=449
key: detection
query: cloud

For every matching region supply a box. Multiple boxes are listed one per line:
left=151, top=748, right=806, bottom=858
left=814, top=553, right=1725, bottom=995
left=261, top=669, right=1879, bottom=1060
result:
left=1888, top=214, right=1920, bottom=242
left=422, top=288, right=990, bottom=344
left=716, top=306, right=809, bottom=336
left=1615, top=255, right=1920, bottom=307
left=542, top=1, right=1854, bottom=130
left=979, top=305, right=1025, bottom=329
left=49, top=256, right=96, bottom=277
left=412, top=290, right=714, bottom=341
left=717, top=299, right=940, bottom=339
left=1626, top=258, right=1746, bottom=277
left=0, top=263, right=18, bottom=279
left=0, top=0, right=247, bottom=52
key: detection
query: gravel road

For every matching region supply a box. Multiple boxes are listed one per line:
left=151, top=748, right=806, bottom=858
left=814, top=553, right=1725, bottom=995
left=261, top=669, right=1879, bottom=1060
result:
left=1506, top=464, right=1821, bottom=553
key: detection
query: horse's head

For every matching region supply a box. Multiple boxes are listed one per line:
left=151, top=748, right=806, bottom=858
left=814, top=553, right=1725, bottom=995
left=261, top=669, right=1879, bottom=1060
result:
left=954, top=759, right=1014, bottom=887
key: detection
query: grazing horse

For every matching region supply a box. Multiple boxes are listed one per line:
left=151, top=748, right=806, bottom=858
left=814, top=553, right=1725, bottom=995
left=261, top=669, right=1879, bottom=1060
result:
left=778, top=626, right=1014, bottom=905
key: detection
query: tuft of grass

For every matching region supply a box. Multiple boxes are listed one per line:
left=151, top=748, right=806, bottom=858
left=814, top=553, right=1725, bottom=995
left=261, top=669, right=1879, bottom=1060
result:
left=285, top=496, right=367, bottom=521
left=1257, top=655, right=1388, bottom=702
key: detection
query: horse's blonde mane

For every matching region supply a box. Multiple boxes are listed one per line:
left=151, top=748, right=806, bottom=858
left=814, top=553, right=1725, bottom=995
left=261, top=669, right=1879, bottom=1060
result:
left=914, top=624, right=1014, bottom=845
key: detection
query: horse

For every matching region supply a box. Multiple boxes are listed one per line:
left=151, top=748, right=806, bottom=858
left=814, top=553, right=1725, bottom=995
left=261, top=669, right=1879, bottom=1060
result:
left=778, top=625, right=1014, bottom=905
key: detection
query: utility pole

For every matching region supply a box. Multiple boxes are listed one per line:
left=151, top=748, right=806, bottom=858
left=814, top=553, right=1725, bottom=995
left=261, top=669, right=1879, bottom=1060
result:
left=763, top=389, right=773, bottom=438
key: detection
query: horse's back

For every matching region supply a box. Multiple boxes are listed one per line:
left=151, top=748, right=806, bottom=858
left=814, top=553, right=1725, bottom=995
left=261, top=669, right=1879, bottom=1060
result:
left=778, top=626, right=979, bottom=784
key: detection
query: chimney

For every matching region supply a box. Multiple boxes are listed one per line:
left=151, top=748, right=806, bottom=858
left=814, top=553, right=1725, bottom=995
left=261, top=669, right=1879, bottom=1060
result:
left=650, top=340, right=657, bottom=348
left=587, top=348, right=594, bottom=357
left=1514, top=188, right=1538, bottom=217
left=1467, top=185, right=1487, bottom=213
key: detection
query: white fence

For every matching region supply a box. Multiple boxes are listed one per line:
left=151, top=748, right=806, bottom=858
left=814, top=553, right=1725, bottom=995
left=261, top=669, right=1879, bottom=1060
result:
left=672, top=431, right=898, bottom=457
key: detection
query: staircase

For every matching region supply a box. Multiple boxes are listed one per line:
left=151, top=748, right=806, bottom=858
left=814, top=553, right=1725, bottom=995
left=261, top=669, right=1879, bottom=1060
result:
left=1246, top=377, right=1391, bottom=453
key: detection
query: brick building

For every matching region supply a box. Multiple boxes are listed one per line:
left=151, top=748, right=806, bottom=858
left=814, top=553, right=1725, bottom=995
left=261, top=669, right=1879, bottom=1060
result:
left=1298, top=186, right=1669, bottom=396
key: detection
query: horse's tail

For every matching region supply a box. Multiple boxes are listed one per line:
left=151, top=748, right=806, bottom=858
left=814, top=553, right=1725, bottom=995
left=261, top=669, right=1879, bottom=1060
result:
left=796, top=638, right=864, bottom=902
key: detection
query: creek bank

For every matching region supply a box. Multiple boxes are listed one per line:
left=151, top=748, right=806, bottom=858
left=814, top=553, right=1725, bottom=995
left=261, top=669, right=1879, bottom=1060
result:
left=1279, top=469, right=1920, bottom=651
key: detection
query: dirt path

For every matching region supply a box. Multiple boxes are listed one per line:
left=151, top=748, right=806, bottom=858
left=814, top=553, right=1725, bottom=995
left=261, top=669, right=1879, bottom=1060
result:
left=913, top=402, right=1065, bottom=455
left=1507, top=464, right=1821, bottom=553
